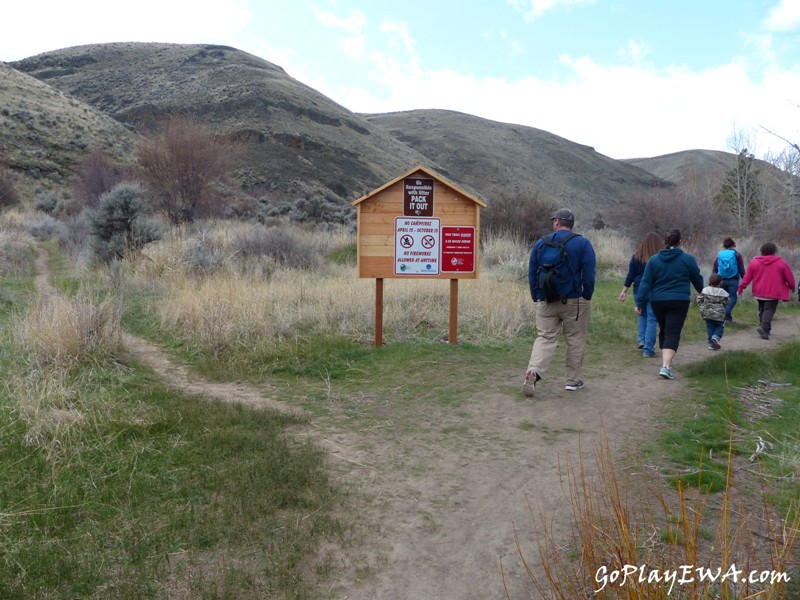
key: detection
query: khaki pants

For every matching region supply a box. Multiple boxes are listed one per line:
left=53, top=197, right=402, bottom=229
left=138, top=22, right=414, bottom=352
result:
left=527, top=298, right=591, bottom=386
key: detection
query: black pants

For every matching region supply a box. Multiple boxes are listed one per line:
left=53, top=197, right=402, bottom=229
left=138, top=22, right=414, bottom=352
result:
left=757, top=299, right=779, bottom=333
left=651, top=300, right=690, bottom=351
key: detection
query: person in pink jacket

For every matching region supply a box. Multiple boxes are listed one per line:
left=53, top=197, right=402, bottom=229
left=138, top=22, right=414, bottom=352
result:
left=737, top=242, right=796, bottom=340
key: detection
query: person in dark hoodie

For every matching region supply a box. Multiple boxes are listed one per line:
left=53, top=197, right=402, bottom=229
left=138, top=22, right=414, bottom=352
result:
left=737, top=242, right=796, bottom=340
left=635, top=229, right=704, bottom=380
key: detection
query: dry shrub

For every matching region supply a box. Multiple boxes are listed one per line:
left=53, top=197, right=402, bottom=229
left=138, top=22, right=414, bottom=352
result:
left=154, top=263, right=533, bottom=353
left=586, top=229, right=632, bottom=280
left=14, top=291, right=122, bottom=368
left=505, top=434, right=799, bottom=599
left=0, top=227, right=36, bottom=275
left=607, top=188, right=729, bottom=249
left=482, top=193, right=559, bottom=245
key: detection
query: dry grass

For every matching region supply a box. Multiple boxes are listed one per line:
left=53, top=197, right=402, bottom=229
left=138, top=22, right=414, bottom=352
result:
left=126, top=222, right=540, bottom=347
left=14, top=291, right=122, bottom=368
left=505, top=433, right=799, bottom=599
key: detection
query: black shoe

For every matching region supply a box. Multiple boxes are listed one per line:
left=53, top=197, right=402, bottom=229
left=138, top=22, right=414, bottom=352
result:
left=757, top=326, right=769, bottom=340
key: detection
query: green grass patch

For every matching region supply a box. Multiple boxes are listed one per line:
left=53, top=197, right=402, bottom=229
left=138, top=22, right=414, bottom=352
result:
left=1, top=297, right=342, bottom=599
left=653, top=339, right=800, bottom=507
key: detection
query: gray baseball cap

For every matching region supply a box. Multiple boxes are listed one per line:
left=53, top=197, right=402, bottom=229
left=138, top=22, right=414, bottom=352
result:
left=550, top=208, right=575, bottom=222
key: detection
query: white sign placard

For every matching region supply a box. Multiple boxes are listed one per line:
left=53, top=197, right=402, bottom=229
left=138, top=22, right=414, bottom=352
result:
left=394, top=217, right=440, bottom=275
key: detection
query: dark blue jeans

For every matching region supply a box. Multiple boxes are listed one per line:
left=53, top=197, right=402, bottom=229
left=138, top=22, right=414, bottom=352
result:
left=720, top=277, right=739, bottom=319
left=706, top=319, right=724, bottom=342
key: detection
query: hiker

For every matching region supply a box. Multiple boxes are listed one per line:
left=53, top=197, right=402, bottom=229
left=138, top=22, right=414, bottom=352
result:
left=737, top=242, right=796, bottom=340
left=696, top=273, right=729, bottom=350
left=712, top=237, right=745, bottom=324
left=619, top=231, right=662, bottom=358
left=523, top=208, right=596, bottom=397
left=635, top=229, right=703, bottom=380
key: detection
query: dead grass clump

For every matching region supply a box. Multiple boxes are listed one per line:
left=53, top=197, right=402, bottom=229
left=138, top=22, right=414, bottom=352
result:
left=0, top=227, right=36, bottom=275
left=14, top=291, right=122, bottom=368
left=505, top=434, right=799, bottom=599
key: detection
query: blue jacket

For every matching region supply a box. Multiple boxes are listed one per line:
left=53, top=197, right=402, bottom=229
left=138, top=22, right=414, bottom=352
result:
left=623, top=256, right=647, bottom=295
left=528, top=230, right=596, bottom=301
left=635, top=247, right=703, bottom=307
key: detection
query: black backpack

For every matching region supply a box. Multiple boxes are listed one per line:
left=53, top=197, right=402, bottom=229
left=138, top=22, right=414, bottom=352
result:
left=537, top=232, right=579, bottom=302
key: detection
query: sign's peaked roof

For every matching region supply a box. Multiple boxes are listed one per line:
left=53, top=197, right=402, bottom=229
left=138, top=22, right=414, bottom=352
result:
left=352, top=164, right=488, bottom=208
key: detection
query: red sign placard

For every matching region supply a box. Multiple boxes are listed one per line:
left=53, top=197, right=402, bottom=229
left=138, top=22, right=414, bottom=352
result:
left=441, top=226, right=475, bottom=273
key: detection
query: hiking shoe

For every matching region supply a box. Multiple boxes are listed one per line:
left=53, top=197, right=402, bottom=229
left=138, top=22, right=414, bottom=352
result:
left=711, top=336, right=721, bottom=350
left=522, top=371, right=540, bottom=397
left=642, top=351, right=655, bottom=358
left=636, top=343, right=644, bottom=350
left=659, top=366, right=675, bottom=380
left=707, top=343, right=715, bottom=350
left=565, top=380, right=585, bottom=391
left=757, top=326, right=769, bottom=340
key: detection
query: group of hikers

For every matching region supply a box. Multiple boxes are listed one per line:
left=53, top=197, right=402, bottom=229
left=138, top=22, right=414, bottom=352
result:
left=521, top=208, right=798, bottom=398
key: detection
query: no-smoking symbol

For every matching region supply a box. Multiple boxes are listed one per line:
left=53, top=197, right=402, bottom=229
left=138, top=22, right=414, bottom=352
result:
left=421, top=235, right=436, bottom=249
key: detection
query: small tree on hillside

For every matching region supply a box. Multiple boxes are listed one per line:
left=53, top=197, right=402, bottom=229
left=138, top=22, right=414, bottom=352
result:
left=89, top=182, right=163, bottom=262
left=74, top=149, right=125, bottom=209
left=713, top=148, right=763, bottom=234
left=137, top=115, right=237, bottom=224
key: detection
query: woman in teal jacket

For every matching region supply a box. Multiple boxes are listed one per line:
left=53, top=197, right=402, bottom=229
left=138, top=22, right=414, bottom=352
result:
left=635, top=229, right=704, bottom=380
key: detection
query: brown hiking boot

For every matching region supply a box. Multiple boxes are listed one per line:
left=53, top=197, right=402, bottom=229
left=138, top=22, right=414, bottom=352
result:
left=522, top=371, right=540, bottom=397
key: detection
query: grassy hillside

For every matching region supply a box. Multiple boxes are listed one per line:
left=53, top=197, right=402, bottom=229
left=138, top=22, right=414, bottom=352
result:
left=0, top=63, right=139, bottom=201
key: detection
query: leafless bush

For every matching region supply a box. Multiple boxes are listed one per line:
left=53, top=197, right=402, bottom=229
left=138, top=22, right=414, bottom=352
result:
left=607, top=188, right=729, bottom=250
left=482, top=192, right=559, bottom=245
left=73, top=149, right=126, bottom=210
left=137, top=115, right=239, bottom=224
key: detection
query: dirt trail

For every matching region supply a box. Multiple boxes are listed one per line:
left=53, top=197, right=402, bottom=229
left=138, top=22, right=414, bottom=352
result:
left=34, top=248, right=800, bottom=599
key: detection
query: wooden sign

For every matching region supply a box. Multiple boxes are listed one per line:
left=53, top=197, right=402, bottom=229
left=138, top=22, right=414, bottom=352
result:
left=352, top=165, right=487, bottom=345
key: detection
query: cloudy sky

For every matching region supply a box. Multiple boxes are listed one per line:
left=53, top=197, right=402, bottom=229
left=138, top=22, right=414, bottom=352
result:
left=2, top=0, right=799, bottom=159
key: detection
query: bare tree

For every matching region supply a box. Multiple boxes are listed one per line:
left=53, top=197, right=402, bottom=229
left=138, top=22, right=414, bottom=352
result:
left=137, top=115, right=237, bottom=224
left=713, top=148, right=763, bottom=235
left=74, top=149, right=125, bottom=209
left=606, top=186, right=726, bottom=249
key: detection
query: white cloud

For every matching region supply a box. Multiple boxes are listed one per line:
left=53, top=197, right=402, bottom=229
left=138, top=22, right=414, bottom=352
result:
left=320, top=43, right=800, bottom=159
left=763, top=0, right=800, bottom=31
left=312, top=8, right=368, bottom=59
left=312, top=7, right=367, bottom=33
left=379, top=20, right=416, bottom=56
left=508, top=0, right=596, bottom=22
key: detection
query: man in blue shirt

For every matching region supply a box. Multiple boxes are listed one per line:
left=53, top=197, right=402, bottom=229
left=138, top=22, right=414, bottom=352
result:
left=523, top=208, right=597, bottom=397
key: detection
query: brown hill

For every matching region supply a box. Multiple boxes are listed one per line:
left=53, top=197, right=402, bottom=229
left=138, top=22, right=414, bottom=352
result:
left=363, top=109, right=669, bottom=218
left=9, top=43, right=433, bottom=209
left=7, top=42, right=758, bottom=223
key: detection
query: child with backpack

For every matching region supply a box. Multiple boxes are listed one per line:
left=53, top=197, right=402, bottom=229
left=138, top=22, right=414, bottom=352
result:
left=696, top=273, right=729, bottom=350
left=712, top=237, right=745, bottom=324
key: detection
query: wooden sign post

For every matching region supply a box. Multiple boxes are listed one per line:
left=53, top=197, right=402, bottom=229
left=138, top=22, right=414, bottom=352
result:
left=352, top=165, right=486, bottom=346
